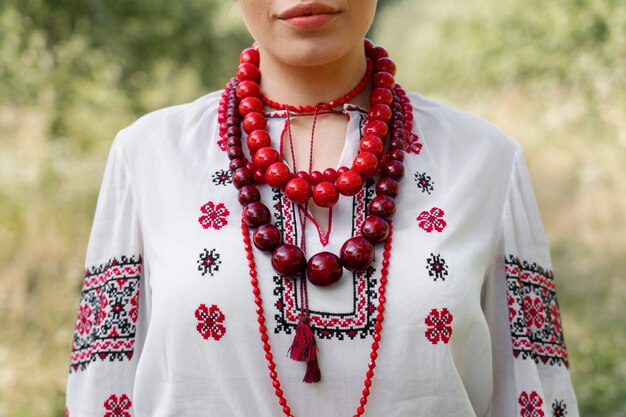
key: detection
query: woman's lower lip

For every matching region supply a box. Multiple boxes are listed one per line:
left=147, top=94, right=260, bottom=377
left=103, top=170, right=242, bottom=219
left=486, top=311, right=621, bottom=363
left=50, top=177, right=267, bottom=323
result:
left=280, top=13, right=338, bottom=30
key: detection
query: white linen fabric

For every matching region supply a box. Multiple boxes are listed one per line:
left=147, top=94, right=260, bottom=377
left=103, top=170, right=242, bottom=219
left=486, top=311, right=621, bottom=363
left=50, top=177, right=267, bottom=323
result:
left=65, top=90, right=579, bottom=417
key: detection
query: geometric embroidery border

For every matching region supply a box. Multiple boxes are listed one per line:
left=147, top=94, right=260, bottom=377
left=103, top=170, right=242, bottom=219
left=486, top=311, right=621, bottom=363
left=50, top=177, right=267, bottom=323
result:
left=505, top=254, right=569, bottom=368
left=70, top=254, right=142, bottom=373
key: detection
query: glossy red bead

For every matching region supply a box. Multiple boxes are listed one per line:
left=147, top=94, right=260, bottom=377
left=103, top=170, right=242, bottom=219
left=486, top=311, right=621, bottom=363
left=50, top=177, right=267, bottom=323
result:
left=265, top=162, right=292, bottom=189
left=243, top=112, right=267, bottom=134
left=247, top=130, right=272, bottom=155
left=253, top=224, right=282, bottom=251
left=243, top=202, right=271, bottom=228
left=352, top=152, right=379, bottom=178
left=361, top=216, right=390, bottom=243
left=340, top=237, right=375, bottom=271
left=228, top=145, right=244, bottom=160
left=309, top=170, right=324, bottom=185
left=337, top=166, right=349, bottom=176
left=239, top=47, right=260, bottom=66
left=368, top=104, right=392, bottom=123
left=253, top=147, right=280, bottom=171
left=232, top=167, right=254, bottom=189
left=238, top=185, right=261, bottom=205
left=375, top=177, right=399, bottom=197
left=239, top=96, right=264, bottom=117
left=372, top=71, right=395, bottom=90
left=236, top=80, right=261, bottom=100
left=368, top=45, right=389, bottom=60
left=368, top=195, right=396, bottom=219
left=336, top=170, right=364, bottom=196
left=363, top=120, right=388, bottom=138
left=359, top=135, right=384, bottom=157
left=369, top=88, right=393, bottom=106
left=312, top=182, right=339, bottom=207
left=295, top=171, right=310, bottom=182
left=374, top=57, right=396, bottom=75
left=284, top=177, right=311, bottom=204
left=229, top=157, right=247, bottom=172
left=323, top=167, right=338, bottom=183
left=271, top=244, right=306, bottom=277
left=388, top=149, right=404, bottom=162
left=236, top=63, right=261, bottom=82
left=382, top=159, right=404, bottom=180
left=306, top=252, right=343, bottom=287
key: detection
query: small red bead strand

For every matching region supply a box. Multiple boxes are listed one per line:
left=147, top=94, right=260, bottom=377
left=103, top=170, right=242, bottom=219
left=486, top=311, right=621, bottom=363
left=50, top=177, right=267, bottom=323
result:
left=241, top=218, right=394, bottom=417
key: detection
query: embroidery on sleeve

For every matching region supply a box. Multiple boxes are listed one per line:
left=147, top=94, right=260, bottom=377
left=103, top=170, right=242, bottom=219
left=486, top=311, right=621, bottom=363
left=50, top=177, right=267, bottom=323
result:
left=70, top=255, right=142, bottom=373
left=519, top=390, right=545, bottom=417
left=103, top=393, right=133, bottom=417
left=505, top=255, right=569, bottom=367
left=551, top=399, right=568, bottom=417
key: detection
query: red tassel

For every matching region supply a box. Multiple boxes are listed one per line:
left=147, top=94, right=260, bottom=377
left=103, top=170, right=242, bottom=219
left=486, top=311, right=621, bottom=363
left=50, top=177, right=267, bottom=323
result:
left=303, top=358, right=321, bottom=383
left=288, top=319, right=317, bottom=362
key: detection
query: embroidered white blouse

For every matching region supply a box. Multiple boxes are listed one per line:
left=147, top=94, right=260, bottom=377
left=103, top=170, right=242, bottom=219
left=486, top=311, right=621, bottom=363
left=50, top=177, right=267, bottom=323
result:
left=65, top=90, right=579, bottom=417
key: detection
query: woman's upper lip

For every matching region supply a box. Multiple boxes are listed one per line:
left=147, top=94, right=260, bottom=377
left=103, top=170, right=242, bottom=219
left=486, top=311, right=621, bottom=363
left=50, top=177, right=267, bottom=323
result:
left=277, top=3, right=340, bottom=19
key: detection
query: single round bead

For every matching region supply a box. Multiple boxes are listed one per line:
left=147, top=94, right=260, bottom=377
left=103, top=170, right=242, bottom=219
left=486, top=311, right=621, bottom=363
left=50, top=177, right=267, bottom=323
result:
left=247, top=130, right=272, bottom=155
left=368, top=195, right=396, bottom=219
left=271, top=244, right=307, bottom=277
left=337, top=166, right=350, bottom=176
left=236, top=80, right=261, bottom=100
left=226, top=116, right=240, bottom=128
left=253, top=224, right=282, bottom=252
left=227, top=145, right=244, bottom=160
left=227, top=136, right=242, bottom=148
left=363, top=120, right=388, bottom=138
left=309, top=171, right=324, bottom=185
left=368, top=45, right=389, bottom=60
left=238, top=185, right=261, bottom=205
left=226, top=125, right=242, bottom=138
left=323, top=168, right=338, bottom=183
left=375, top=177, right=399, bottom=197
left=352, top=152, right=379, bottom=178
left=239, top=47, right=260, bottom=66
left=361, top=216, right=390, bottom=243
left=236, top=63, right=261, bottom=82
left=307, top=252, right=343, bottom=287
left=359, top=135, right=384, bottom=157
left=265, top=162, right=292, bottom=189
left=284, top=177, right=311, bottom=204
left=368, top=104, right=392, bottom=123
left=336, top=170, right=364, bottom=196
left=369, top=88, right=393, bottom=106
left=253, top=147, right=280, bottom=171
left=382, top=159, right=405, bottom=180
left=312, top=182, right=340, bottom=208
left=252, top=167, right=266, bottom=184
left=232, top=167, right=254, bottom=189
left=340, top=237, right=375, bottom=271
left=243, top=112, right=267, bottom=134
left=295, top=171, right=310, bottom=182
left=390, top=138, right=404, bottom=150
left=373, top=72, right=395, bottom=89
left=239, top=96, right=264, bottom=117
left=243, top=202, right=271, bottom=228
left=374, top=57, right=397, bottom=75
left=388, top=149, right=404, bottom=162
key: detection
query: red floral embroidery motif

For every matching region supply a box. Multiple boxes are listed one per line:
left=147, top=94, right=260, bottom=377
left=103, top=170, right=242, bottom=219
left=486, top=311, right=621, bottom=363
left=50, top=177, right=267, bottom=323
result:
left=76, top=304, right=93, bottom=336
left=518, top=391, right=544, bottom=417
left=104, top=394, right=132, bottom=417
left=198, top=201, right=230, bottom=230
left=550, top=303, right=562, bottom=335
left=522, top=295, right=546, bottom=330
left=424, top=308, right=453, bottom=344
left=129, top=291, right=139, bottom=323
left=405, top=133, right=422, bottom=154
left=417, top=207, right=447, bottom=233
left=195, top=304, right=227, bottom=341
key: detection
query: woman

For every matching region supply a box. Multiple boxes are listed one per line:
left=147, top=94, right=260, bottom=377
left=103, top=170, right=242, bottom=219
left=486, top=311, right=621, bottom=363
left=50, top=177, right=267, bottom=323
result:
left=65, top=1, right=579, bottom=416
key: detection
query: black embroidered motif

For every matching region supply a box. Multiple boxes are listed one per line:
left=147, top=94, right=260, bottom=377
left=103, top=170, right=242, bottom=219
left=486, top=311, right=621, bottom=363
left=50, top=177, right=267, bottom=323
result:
left=212, top=169, right=232, bottom=186
left=551, top=399, right=568, bottom=417
left=426, top=253, right=448, bottom=281
left=505, top=255, right=569, bottom=367
left=414, top=172, right=434, bottom=194
left=70, top=255, right=142, bottom=373
left=197, top=248, right=222, bottom=277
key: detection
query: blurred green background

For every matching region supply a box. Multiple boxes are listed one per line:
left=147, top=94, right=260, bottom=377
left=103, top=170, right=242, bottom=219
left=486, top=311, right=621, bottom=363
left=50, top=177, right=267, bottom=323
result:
left=0, top=0, right=624, bottom=416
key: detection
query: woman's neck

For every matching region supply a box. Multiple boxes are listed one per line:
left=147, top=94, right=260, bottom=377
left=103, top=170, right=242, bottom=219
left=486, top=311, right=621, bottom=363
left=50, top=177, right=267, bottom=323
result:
left=257, top=44, right=369, bottom=109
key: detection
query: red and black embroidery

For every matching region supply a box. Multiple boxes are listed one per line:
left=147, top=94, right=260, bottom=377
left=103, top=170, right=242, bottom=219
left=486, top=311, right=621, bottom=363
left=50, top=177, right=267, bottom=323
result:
left=70, top=255, right=142, bottom=373
left=424, top=307, right=453, bottom=344
left=195, top=304, right=227, bottom=341
left=551, top=399, right=567, bottom=417
left=212, top=169, right=232, bottom=186
left=272, top=176, right=380, bottom=340
left=519, top=391, right=545, bottom=417
left=197, top=248, right=222, bottom=277
left=198, top=201, right=230, bottom=230
left=104, top=393, right=132, bottom=417
left=417, top=207, right=447, bottom=233
left=426, top=253, right=448, bottom=281
left=505, top=255, right=569, bottom=367
left=414, top=171, right=434, bottom=194
left=405, top=132, right=422, bottom=155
